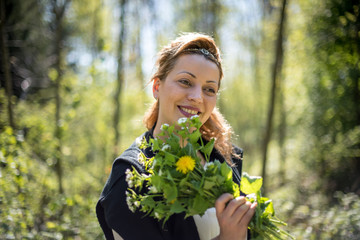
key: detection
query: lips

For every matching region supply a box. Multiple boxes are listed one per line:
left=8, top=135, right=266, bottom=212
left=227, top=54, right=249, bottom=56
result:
left=178, top=106, right=200, bottom=117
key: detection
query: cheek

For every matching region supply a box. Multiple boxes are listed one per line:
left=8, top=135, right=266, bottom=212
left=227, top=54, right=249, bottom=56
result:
left=207, top=97, right=217, bottom=111
left=202, top=98, right=217, bottom=121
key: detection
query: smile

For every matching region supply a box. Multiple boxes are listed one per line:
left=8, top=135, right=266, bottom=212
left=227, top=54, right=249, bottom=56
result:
left=178, top=106, right=200, bottom=116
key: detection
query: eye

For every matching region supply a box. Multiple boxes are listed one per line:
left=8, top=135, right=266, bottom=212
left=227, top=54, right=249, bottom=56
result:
left=178, top=79, right=191, bottom=87
left=204, top=87, right=217, bottom=96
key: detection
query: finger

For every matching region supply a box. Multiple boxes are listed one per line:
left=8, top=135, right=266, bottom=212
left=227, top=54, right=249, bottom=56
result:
left=232, top=201, right=252, bottom=222
left=222, top=196, right=247, bottom=217
left=239, top=202, right=257, bottom=226
left=215, top=193, right=234, bottom=215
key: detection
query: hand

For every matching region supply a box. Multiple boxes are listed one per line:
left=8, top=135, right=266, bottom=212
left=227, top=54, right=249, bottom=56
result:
left=214, top=193, right=257, bottom=240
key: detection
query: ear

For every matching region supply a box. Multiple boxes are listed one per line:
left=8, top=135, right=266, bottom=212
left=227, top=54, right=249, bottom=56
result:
left=152, top=78, right=161, bottom=99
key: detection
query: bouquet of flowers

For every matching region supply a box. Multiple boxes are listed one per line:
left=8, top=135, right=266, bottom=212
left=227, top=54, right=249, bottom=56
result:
left=240, top=173, right=295, bottom=239
left=125, top=116, right=295, bottom=239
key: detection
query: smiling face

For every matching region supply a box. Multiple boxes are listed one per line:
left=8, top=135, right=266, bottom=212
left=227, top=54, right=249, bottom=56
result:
left=153, top=54, right=220, bottom=136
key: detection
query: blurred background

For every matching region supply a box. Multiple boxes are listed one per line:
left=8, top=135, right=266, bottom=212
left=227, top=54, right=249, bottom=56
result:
left=1, top=0, right=359, bottom=239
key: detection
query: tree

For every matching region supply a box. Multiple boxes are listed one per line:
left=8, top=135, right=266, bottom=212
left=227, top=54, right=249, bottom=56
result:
left=306, top=0, right=360, bottom=195
left=113, top=0, right=127, bottom=157
left=0, top=0, right=51, bottom=128
left=51, top=0, right=71, bottom=194
left=0, top=0, right=15, bottom=129
left=261, top=0, right=287, bottom=192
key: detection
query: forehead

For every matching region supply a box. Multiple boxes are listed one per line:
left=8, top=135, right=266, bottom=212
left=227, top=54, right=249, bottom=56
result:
left=170, top=54, right=220, bottom=82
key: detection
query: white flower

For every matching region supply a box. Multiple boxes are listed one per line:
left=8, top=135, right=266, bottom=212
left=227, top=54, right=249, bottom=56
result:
left=141, top=173, right=150, bottom=178
left=125, top=169, right=133, bottom=182
left=149, top=186, right=158, bottom=193
left=160, top=123, right=169, bottom=130
left=162, top=144, right=171, bottom=151
left=127, top=180, right=133, bottom=188
left=190, top=115, right=199, bottom=120
left=177, top=117, right=188, bottom=124
left=128, top=205, right=135, bottom=212
left=126, top=195, right=135, bottom=212
left=246, top=193, right=257, bottom=201
left=126, top=196, right=131, bottom=205
left=135, top=137, right=142, bottom=147
left=134, top=201, right=140, bottom=207
left=154, top=212, right=160, bottom=219
left=151, top=159, right=157, bottom=168
left=204, top=162, right=214, bottom=170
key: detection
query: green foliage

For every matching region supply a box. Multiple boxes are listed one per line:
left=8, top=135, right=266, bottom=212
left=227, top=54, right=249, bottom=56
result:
left=305, top=0, right=360, bottom=194
left=308, top=192, right=360, bottom=239
left=126, top=116, right=240, bottom=223
left=0, top=125, right=103, bottom=239
left=1, top=0, right=359, bottom=238
left=0, top=127, right=31, bottom=238
left=240, top=173, right=295, bottom=240
left=305, top=126, right=360, bottom=195
left=289, top=192, right=360, bottom=239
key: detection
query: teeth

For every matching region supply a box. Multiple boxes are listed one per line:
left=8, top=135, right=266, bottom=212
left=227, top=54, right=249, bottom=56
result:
left=181, top=107, right=198, bottom=115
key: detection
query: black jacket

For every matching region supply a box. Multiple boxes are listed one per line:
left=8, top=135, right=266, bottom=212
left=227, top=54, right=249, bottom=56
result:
left=96, top=130, right=244, bottom=240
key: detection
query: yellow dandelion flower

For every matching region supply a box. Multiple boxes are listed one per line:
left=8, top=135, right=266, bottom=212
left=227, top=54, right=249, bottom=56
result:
left=176, top=155, right=196, bottom=174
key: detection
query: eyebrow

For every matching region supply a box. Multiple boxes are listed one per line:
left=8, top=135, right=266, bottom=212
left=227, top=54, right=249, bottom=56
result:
left=177, top=71, right=218, bottom=84
left=206, top=80, right=218, bottom=84
left=177, top=71, right=196, bottom=78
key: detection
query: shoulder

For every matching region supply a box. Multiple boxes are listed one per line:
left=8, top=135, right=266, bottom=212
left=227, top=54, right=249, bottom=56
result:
left=100, top=132, right=151, bottom=200
left=230, top=144, right=244, bottom=184
left=232, top=144, right=244, bottom=159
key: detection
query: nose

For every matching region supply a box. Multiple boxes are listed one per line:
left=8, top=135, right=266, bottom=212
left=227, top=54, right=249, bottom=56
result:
left=188, top=86, right=203, bottom=103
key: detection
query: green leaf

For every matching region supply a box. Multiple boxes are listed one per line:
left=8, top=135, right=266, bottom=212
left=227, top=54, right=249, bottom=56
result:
left=220, top=162, right=232, bottom=181
left=240, top=172, right=263, bottom=194
left=203, top=179, right=216, bottom=190
left=150, top=175, right=162, bottom=190
left=170, top=200, right=185, bottom=213
left=188, top=129, right=201, bottom=144
left=168, top=133, right=180, bottom=151
left=166, top=170, right=174, bottom=182
left=168, top=125, right=175, bottom=135
left=263, top=199, right=274, bottom=216
left=232, top=183, right=240, bottom=197
left=164, top=152, right=175, bottom=165
left=179, top=174, right=190, bottom=188
left=202, top=138, right=215, bottom=159
left=151, top=138, right=161, bottom=151
left=183, top=143, right=196, bottom=158
left=142, top=196, right=156, bottom=209
left=192, top=194, right=209, bottom=215
left=163, top=184, right=177, bottom=202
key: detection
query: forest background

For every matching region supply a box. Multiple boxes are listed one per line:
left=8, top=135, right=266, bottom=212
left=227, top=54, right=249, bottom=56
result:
left=1, top=0, right=359, bottom=239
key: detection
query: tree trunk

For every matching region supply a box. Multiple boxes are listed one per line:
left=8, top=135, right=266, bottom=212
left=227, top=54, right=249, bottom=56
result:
left=133, top=2, right=144, bottom=90
left=278, top=87, right=286, bottom=185
left=207, top=0, right=225, bottom=113
left=0, top=0, right=15, bottom=129
left=261, top=0, right=287, bottom=193
left=209, top=0, right=220, bottom=44
left=353, top=19, right=360, bottom=189
left=135, top=29, right=144, bottom=89
left=113, top=0, right=126, bottom=158
left=52, top=0, right=70, bottom=194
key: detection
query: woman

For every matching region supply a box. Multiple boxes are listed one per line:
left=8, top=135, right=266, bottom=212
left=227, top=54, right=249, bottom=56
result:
left=96, top=33, right=256, bottom=240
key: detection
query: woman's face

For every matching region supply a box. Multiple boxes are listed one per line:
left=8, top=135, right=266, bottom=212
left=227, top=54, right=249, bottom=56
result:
left=153, top=54, right=220, bottom=133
